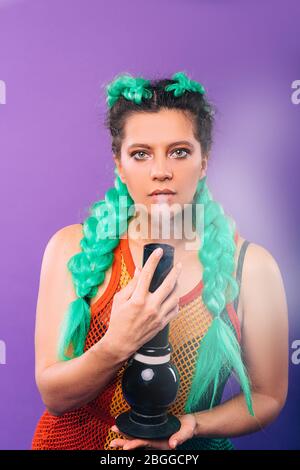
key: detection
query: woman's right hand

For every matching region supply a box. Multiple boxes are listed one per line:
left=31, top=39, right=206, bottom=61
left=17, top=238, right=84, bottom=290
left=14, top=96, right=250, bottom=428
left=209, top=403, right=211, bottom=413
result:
left=104, top=247, right=182, bottom=360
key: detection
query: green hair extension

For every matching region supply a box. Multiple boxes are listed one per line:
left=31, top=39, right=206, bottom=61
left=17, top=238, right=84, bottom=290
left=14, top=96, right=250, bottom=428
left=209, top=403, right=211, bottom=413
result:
left=165, top=71, right=206, bottom=97
left=105, top=72, right=153, bottom=108
left=184, top=177, right=254, bottom=416
left=57, top=167, right=135, bottom=361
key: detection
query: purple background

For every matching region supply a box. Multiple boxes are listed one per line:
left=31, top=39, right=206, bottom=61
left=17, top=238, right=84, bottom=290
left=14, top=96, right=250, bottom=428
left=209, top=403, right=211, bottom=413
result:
left=0, top=0, right=299, bottom=450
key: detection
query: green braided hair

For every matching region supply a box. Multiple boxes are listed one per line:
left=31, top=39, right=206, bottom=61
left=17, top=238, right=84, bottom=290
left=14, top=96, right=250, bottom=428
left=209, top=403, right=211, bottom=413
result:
left=165, top=71, right=206, bottom=96
left=185, top=176, right=253, bottom=415
left=57, top=169, right=135, bottom=360
left=106, top=74, right=153, bottom=108
left=58, top=70, right=254, bottom=417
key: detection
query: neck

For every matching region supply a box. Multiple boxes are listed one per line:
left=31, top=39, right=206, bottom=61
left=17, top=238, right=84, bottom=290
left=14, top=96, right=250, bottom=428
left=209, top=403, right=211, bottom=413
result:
left=126, top=208, right=201, bottom=255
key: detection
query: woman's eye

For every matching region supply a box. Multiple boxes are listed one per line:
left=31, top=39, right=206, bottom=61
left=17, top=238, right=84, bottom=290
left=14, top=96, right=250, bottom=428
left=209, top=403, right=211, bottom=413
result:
left=170, top=148, right=190, bottom=158
left=131, top=151, right=149, bottom=160
left=131, top=148, right=190, bottom=160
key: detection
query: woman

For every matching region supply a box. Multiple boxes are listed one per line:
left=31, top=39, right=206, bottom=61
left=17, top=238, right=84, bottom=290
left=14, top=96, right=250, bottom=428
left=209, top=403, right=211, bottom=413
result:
left=31, top=72, right=288, bottom=450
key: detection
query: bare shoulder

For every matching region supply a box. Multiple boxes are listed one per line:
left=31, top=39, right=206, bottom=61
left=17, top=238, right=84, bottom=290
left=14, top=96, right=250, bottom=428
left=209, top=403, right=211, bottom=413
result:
left=242, top=241, right=282, bottom=279
left=239, top=241, right=288, bottom=334
left=45, top=223, right=83, bottom=254
left=39, top=224, right=84, bottom=286
left=45, top=223, right=113, bottom=307
left=235, top=234, right=282, bottom=286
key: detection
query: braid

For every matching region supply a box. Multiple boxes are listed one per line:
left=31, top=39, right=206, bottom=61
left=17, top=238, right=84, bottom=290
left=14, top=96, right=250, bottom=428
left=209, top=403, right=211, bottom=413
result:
left=184, top=176, right=254, bottom=416
left=57, top=167, right=135, bottom=361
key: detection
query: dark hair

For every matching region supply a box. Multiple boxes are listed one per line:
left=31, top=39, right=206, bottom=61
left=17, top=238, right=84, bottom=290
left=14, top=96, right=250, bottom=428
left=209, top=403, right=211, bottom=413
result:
left=104, top=76, right=215, bottom=159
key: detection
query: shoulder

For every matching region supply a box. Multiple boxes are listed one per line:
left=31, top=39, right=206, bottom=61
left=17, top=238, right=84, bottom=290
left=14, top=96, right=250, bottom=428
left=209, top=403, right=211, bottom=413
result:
left=235, top=234, right=281, bottom=282
left=44, top=223, right=83, bottom=253
left=41, top=224, right=84, bottom=270
left=242, top=242, right=282, bottom=280
left=47, top=224, right=116, bottom=309
left=48, top=223, right=83, bottom=242
left=239, top=241, right=288, bottom=332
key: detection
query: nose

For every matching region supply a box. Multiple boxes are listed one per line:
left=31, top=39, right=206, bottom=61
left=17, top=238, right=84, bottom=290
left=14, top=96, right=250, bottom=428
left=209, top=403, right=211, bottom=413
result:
left=150, top=157, right=173, bottom=181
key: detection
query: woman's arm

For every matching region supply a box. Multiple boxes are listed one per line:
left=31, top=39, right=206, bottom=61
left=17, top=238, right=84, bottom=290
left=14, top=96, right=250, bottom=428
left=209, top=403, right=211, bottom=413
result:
left=38, top=335, right=128, bottom=416
left=193, top=243, right=289, bottom=438
left=35, top=224, right=130, bottom=416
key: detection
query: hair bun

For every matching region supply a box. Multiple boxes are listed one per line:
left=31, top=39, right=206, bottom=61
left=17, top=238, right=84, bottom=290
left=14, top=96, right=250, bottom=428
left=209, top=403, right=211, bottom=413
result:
left=165, top=71, right=205, bottom=97
left=106, top=73, right=153, bottom=108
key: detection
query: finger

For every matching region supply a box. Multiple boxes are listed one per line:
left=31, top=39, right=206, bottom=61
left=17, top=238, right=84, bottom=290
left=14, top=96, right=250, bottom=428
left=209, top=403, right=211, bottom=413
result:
left=131, top=248, right=163, bottom=301
left=110, top=425, right=132, bottom=440
left=153, top=262, right=182, bottom=305
left=114, top=438, right=158, bottom=450
left=109, top=438, right=128, bottom=448
left=138, top=439, right=170, bottom=450
left=168, top=419, right=194, bottom=448
left=109, top=438, right=146, bottom=450
left=117, top=266, right=140, bottom=301
left=159, top=303, right=180, bottom=328
left=158, top=286, right=179, bottom=319
left=122, top=439, right=151, bottom=450
left=125, top=438, right=171, bottom=450
left=110, top=423, right=135, bottom=436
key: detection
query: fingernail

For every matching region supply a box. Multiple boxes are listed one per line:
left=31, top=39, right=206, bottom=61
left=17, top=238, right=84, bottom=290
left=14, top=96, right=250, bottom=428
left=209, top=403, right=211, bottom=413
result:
left=172, top=440, right=177, bottom=448
left=110, top=441, right=116, bottom=447
left=134, top=267, right=139, bottom=275
left=156, top=248, right=163, bottom=257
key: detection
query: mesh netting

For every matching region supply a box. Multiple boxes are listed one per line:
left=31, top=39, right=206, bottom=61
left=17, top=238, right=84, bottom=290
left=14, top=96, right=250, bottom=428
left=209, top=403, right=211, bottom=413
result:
left=32, top=236, right=239, bottom=450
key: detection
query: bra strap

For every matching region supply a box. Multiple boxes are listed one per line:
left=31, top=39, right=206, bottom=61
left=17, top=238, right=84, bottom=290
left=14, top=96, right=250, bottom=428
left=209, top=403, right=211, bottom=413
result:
left=233, top=240, right=251, bottom=313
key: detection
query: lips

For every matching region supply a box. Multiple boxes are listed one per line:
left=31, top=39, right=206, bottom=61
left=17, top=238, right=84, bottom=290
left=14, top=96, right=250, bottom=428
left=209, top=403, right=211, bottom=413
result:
left=149, top=193, right=175, bottom=203
left=149, top=190, right=176, bottom=196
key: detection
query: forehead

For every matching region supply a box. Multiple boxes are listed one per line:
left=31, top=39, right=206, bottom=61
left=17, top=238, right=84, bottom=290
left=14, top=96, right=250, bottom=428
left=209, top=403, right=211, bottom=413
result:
left=123, top=109, right=196, bottom=145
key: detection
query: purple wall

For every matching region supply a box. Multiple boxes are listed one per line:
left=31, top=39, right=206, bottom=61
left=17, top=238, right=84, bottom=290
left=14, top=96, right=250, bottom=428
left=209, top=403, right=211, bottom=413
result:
left=0, top=0, right=299, bottom=450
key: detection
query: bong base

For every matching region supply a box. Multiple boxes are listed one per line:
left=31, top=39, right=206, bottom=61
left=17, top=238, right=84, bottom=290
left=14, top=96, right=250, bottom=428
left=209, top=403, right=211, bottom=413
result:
left=115, top=411, right=181, bottom=440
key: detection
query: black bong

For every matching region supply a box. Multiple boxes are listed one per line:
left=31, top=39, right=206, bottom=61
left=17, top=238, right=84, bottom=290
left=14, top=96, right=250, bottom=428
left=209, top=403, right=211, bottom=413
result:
left=115, top=243, right=181, bottom=439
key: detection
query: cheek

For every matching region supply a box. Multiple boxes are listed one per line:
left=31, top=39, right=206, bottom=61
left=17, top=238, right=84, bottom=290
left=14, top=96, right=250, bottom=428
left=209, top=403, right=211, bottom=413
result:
left=124, top=163, right=148, bottom=190
left=122, top=169, right=145, bottom=201
left=124, top=160, right=145, bottom=177
left=178, top=167, right=199, bottom=189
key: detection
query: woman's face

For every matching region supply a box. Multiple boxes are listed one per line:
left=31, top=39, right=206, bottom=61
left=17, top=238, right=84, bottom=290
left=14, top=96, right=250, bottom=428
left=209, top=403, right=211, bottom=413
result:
left=114, top=108, right=207, bottom=223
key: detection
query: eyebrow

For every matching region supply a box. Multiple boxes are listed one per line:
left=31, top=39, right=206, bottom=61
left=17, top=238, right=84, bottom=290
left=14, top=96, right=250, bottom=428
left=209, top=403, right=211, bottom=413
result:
left=127, top=140, right=195, bottom=150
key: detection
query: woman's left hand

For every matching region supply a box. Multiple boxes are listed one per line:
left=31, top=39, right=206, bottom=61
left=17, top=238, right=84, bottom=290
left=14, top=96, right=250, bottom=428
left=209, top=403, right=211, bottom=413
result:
left=109, top=414, right=197, bottom=450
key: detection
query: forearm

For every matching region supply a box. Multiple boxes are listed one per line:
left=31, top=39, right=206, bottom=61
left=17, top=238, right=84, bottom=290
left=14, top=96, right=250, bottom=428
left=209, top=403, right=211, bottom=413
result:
left=38, top=335, right=129, bottom=415
left=193, top=391, right=283, bottom=438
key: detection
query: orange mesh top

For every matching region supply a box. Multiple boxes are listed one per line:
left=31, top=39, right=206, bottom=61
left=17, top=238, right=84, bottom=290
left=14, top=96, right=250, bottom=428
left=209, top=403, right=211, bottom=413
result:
left=31, top=231, right=241, bottom=450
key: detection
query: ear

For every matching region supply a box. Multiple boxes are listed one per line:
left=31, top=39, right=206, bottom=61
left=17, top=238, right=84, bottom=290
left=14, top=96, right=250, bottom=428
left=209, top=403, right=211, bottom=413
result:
left=113, top=155, right=126, bottom=184
left=199, top=156, right=208, bottom=178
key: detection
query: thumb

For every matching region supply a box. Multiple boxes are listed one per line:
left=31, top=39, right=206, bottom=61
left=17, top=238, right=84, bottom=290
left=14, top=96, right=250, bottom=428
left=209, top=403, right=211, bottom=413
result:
left=168, top=424, right=191, bottom=449
left=169, top=432, right=183, bottom=449
left=119, top=266, right=140, bottom=300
